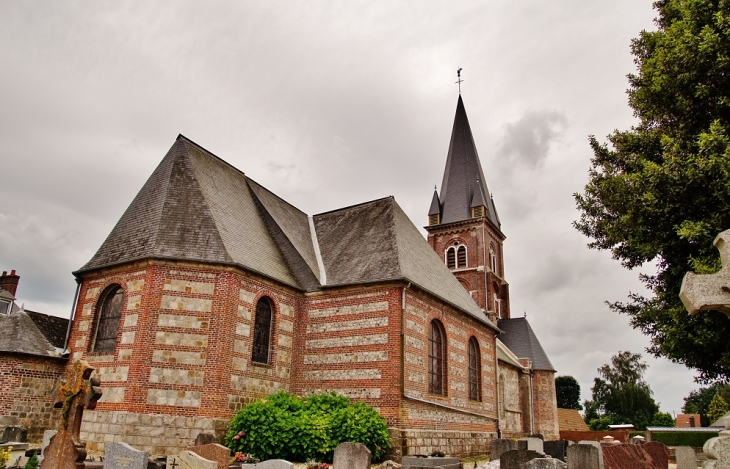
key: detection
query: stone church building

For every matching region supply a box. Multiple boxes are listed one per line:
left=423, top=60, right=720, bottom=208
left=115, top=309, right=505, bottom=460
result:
left=1, top=95, right=558, bottom=459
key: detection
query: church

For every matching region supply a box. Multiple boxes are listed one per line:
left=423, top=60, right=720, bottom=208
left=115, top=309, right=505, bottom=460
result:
left=0, top=95, right=558, bottom=460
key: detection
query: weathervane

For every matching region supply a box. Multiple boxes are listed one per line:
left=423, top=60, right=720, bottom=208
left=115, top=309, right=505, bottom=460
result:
left=456, top=68, right=463, bottom=94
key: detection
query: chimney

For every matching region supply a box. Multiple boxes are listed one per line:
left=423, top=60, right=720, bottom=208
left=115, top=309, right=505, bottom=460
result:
left=0, top=270, right=20, bottom=296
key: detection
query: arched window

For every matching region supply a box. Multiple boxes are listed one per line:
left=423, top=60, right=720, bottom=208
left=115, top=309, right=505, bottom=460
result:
left=93, top=285, right=124, bottom=353
left=457, top=245, right=467, bottom=268
left=428, top=320, right=446, bottom=395
left=252, top=297, right=274, bottom=364
left=446, top=247, right=456, bottom=269
left=468, top=337, right=481, bottom=401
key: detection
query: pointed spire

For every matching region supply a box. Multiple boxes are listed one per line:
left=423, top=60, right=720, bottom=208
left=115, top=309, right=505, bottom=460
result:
left=428, top=187, right=441, bottom=216
left=437, top=95, right=500, bottom=227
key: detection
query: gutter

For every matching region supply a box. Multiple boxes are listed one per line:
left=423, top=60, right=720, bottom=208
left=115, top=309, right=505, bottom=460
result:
left=63, top=278, right=82, bottom=353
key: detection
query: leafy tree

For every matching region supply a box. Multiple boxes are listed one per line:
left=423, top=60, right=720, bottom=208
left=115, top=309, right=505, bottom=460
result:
left=588, top=415, right=614, bottom=431
left=556, top=375, right=583, bottom=410
left=707, top=393, right=730, bottom=424
left=583, top=351, right=659, bottom=430
left=683, top=382, right=730, bottom=425
left=574, top=0, right=730, bottom=383
left=651, top=411, right=675, bottom=427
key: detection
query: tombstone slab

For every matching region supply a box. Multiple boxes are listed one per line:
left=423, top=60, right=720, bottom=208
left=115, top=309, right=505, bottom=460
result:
left=1, top=442, right=30, bottom=468
left=186, top=444, right=230, bottom=469
left=103, top=442, right=149, bottom=469
left=333, top=442, right=370, bottom=469
left=543, top=440, right=569, bottom=461
left=490, top=439, right=518, bottom=461
left=39, top=430, right=58, bottom=465
left=524, top=459, right=567, bottom=469
left=643, top=441, right=670, bottom=468
left=519, top=438, right=544, bottom=454
left=567, top=443, right=603, bottom=469
left=602, top=443, right=662, bottom=469
left=501, top=448, right=543, bottom=469
left=1, top=426, right=28, bottom=443
left=254, top=460, right=294, bottom=469
left=401, top=457, right=459, bottom=469
left=168, top=451, right=217, bottom=469
left=193, top=434, right=216, bottom=447
left=675, top=446, right=697, bottom=469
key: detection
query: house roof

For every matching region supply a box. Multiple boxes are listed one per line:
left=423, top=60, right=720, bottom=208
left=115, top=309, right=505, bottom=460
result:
left=26, top=310, right=69, bottom=349
left=497, top=317, right=555, bottom=371
left=0, top=309, right=63, bottom=357
left=77, top=135, right=498, bottom=330
left=436, top=95, right=500, bottom=228
left=557, top=408, right=589, bottom=432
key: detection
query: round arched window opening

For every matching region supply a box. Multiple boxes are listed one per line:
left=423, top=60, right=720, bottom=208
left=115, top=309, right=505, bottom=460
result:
left=92, top=285, right=124, bottom=353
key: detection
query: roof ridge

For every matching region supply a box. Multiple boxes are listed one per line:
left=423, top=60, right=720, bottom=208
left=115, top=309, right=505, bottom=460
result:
left=313, top=195, right=393, bottom=217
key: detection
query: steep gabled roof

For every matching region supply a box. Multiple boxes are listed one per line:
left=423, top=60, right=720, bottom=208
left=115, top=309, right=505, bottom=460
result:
left=0, top=309, right=62, bottom=356
left=497, top=317, right=555, bottom=371
left=26, top=310, right=69, bottom=349
left=437, top=96, right=500, bottom=227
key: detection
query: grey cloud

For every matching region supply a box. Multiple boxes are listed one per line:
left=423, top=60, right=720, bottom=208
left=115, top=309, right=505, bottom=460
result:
left=497, top=110, right=567, bottom=169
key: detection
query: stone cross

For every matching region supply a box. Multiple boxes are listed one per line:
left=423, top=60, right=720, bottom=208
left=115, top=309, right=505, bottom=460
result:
left=680, top=229, right=730, bottom=317
left=41, top=360, right=103, bottom=469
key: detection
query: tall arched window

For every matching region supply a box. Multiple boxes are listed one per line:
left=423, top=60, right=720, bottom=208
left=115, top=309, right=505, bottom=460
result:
left=457, top=245, right=467, bottom=268
left=446, top=247, right=456, bottom=269
left=93, top=285, right=124, bottom=353
left=429, top=320, right=446, bottom=395
left=252, top=297, right=274, bottom=364
left=468, top=337, right=481, bottom=401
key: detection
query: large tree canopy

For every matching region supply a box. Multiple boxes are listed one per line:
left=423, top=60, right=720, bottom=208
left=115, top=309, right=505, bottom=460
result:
left=584, top=351, right=660, bottom=430
left=555, top=375, right=583, bottom=410
left=574, top=0, right=730, bottom=383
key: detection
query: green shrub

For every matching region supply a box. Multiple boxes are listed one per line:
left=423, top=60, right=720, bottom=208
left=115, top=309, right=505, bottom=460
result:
left=225, top=391, right=390, bottom=463
left=651, top=431, right=718, bottom=447
left=23, top=452, right=38, bottom=469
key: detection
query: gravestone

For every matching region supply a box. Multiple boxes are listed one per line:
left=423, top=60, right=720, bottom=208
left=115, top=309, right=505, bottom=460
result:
left=103, top=442, right=149, bottom=469
left=333, top=442, right=370, bottom=469
left=185, top=444, right=230, bottom=469
left=500, top=446, right=543, bottom=469
left=567, top=443, right=603, bottom=469
left=38, top=430, right=58, bottom=465
left=519, top=437, right=544, bottom=454
left=543, top=440, right=569, bottom=461
left=675, top=446, right=697, bottom=469
left=703, top=436, right=730, bottom=469
left=168, top=451, right=217, bottom=469
left=525, top=459, right=567, bottom=469
left=1, top=426, right=28, bottom=443
left=1, top=442, right=30, bottom=468
left=41, top=360, right=102, bottom=469
left=193, top=434, right=216, bottom=447
left=254, top=460, right=294, bottom=469
left=530, top=434, right=545, bottom=441
left=401, top=457, right=459, bottom=469
left=490, top=439, right=518, bottom=461
left=643, top=441, right=670, bottom=468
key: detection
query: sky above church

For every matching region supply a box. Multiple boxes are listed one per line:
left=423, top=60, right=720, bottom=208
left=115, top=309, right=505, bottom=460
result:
left=0, top=1, right=698, bottom=415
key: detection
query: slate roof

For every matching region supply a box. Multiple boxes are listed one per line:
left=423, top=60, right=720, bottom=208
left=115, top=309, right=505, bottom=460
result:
left=496, top=338, right=525, bottom=369
left=497, top=317, right=555, bottom=371
left=0, top=309, right=62, bottom=357
left=436, top=95, right=500, bottom=228
left=26, top=310, right=69, bottom=349
left=78, top=135, right=498, bottom=330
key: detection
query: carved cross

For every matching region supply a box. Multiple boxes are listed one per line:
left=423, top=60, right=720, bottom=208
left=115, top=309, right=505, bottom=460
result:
left=41, top=360, right=102, bottom=469
left=680, top=229, right=730, bottom=318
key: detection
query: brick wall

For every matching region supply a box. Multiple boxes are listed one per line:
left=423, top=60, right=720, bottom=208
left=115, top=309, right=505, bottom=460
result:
left=0, top=354, right=66, bottom=442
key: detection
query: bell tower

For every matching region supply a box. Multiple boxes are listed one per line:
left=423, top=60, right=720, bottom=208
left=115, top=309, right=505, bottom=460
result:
left=426, top=95, right=510, bottom=322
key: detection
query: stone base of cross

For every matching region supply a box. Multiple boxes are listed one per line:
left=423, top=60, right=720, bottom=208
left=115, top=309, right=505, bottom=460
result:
left=680, top=229, right=730, bottom=318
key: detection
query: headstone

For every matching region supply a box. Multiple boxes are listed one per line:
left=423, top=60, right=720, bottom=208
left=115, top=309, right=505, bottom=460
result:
left=675, top=446, right=697, bottom=469
left=42, top=360, right=103, bottom=469
left=103, top=443, right=150, bottom=469
left=703, top=436, right=730, bottom=469
left=630, top=436, right=646, bottom=444
left=333, top=442, right=370, bottom=469
left=490, top=439, right=518, bottom=461
left=524, top=459, right=567, bottom=469
left=168, top=451, right=217, bottom=469
left=643, top=441, right=670, bottom=468
left=1, top=426, right=28, bottom=443
left=500, top=448, right=543, bottom=469
left=254, top=460, right=294, bottom=469
left=185, top=444, right=230, bottom=469
left=519, top=437, right=544, bottom=454
left=602, top=443, right=664, bottom=469
left=193, top=434, right=216, bottom=447
left=38, top=430, right=57, bottom=465
left=401, top=457, right=459, bottom=469
left=543, top=440, right=569, bottom=461
left=567, top=443, right=603, bottom=469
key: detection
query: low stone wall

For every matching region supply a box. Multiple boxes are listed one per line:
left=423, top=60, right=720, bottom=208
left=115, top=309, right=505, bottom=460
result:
left=80, top=410, right=228, bottom=457
left=388, top=427, right=495, bottom=461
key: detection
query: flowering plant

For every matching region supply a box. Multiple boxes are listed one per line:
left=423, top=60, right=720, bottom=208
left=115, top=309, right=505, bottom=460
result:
left=233, top=453, right=259, bottom=464
left=305, top=459, right=330, bottom=469
left=0, top=446, right=11, bottom=469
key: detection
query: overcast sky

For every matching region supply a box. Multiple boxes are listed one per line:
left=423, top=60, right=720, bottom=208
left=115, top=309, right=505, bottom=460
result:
left=0, top=1, right=699, bottom=415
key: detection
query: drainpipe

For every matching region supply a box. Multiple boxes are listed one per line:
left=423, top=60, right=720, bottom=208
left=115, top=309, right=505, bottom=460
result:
left=530, top=369, right=535, bottom=435
left=400, top=282, right=411, bottom=457
left=495, top=342, right=501, bottom=438
left=63, top=278, right=82, bottom=354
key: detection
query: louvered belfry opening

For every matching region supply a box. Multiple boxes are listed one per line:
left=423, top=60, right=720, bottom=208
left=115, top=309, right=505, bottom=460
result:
left=429, top=214, right=440, bottom=225
left=252, top=297, right=273, bottom=363
left=446, top=247, right=456, bottom=269
left=457, top=245, right=467, bottom=268
left=93, top=285, right=124, bottom=353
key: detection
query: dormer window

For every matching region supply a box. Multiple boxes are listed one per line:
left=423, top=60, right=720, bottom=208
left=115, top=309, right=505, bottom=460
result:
left=471, top=206, right=485, bottom=218
left=446, top=243, right=467, bottom=269
left=429, top=214, right=440, bottom=225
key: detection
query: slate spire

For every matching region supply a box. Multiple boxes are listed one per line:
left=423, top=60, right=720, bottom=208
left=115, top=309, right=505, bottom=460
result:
left=436, top=95, right=500, bottom=227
